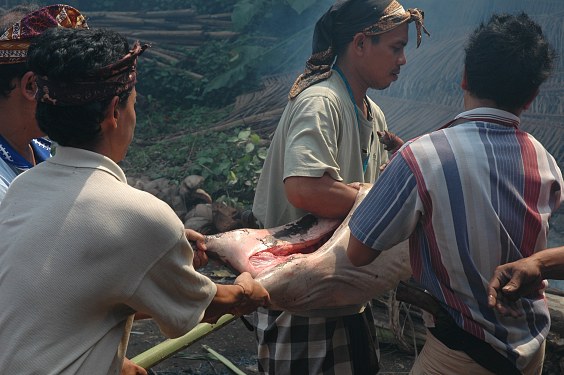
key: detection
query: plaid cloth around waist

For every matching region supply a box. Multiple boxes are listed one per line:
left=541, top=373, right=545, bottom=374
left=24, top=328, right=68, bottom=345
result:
left=254, top=304, right=380, bottom=375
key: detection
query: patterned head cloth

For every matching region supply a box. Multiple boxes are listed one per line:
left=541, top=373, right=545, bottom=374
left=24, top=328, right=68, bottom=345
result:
left=0, top=4, right=88, bottom=64
left=289, top=0, right=429, bottom=99
left=35, top=41, right=148, bottom=106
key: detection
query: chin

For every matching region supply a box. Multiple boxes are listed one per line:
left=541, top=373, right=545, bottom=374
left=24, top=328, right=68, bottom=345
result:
left=374, top=83, right=392, bottom=90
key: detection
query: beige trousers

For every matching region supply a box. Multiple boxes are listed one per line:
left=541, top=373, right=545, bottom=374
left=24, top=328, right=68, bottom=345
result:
left=410, top=330, right=545, bottom=375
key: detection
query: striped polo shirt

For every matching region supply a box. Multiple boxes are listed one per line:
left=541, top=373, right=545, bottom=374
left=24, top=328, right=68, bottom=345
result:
left=349, top=107, right=563, bottom=370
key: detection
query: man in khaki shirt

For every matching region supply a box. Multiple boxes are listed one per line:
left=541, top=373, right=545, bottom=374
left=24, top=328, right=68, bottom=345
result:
left=251, top=0, right=429, bottom=373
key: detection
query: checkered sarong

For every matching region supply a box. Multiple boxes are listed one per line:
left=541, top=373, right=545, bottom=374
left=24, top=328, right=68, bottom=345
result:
left=253, top=304, right=379, bottom=375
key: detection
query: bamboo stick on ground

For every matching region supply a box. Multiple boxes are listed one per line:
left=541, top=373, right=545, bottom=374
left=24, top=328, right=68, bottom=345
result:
left=131, top=314, right=238, bottom=369
left=203, top=345, right=247, bottom=375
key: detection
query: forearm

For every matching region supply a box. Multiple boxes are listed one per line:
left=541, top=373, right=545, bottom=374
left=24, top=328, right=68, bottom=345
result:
left=533, top=246, right=564, bottom=280
left=284, top=174, right=358, bottom=219
left=201, top=272, right=270, bottom=323
left=201, top=284, right=245, bottom=323
left=346, top=233, right=381, bottom=266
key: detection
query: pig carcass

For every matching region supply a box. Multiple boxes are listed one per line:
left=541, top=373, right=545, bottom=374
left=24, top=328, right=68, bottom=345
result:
left=204, top=183, right=411, bottom=315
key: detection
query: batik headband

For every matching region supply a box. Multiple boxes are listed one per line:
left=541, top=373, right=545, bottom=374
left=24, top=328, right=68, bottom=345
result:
left=35, top=41, right=148, bottom=106
left=362, top=2, right=428, bottom=47
left=289, top=0, right=429, bottom=99
left=0, top=4, right=87, bottom=64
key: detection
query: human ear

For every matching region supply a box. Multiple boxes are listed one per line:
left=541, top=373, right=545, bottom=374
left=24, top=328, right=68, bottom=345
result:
left=20, top=71, right=36, bottom=101
left=352, top=33, right=366, bottom=52
left=103, top=96, right=121, bottom=128
left=460, top=68, right=468, bottom=90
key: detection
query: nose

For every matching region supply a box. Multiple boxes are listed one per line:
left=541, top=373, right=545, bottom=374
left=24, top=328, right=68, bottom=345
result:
left=398, top=51, right=407, bottom=66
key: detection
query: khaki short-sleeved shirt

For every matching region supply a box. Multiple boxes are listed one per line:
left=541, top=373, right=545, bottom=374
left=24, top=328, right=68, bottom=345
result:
left=253, top=71, right=388, bottom=228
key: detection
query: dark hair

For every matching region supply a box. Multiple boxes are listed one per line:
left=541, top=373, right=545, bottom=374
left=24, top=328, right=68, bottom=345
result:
left=464, top=12, right=556, bottom=111
left=0, top=4, right=39, bottom=98
left=331, top=0, right=391, bottom=57
left=27, top=27, right=131, bottom=147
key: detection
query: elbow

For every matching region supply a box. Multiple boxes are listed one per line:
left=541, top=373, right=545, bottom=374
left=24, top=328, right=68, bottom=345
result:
left=347, top=251, right=374, bottom=267
left=285, top=180, right=311, bottom=211
left=346, top=234, right=381, bottom=266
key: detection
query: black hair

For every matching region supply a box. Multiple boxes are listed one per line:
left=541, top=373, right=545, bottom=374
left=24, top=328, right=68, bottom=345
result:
left=27, top=27, right=132, bottom=147
left=331, top=0, right=390, bottom=56
left=0, top=4, right=39, bottom=98
left=464, top=12, right=556, bottom=111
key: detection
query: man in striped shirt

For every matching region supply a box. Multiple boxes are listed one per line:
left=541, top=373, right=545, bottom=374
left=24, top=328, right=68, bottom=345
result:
left=347, top=12, right=562, bottom=375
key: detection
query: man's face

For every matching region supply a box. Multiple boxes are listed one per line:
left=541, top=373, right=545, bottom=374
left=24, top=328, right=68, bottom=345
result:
left=361, top=22, right=409, bottom=90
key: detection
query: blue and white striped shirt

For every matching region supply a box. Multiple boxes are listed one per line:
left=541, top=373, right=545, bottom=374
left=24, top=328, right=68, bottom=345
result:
left=349, top=107, right=563, bottom=370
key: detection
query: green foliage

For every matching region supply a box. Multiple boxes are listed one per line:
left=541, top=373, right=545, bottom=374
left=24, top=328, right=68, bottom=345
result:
left=187, top=127, right=267, bottom=206
left=286, top=0, right=319, bottom=14
left=232, top=0, right=320, bottom=31
left=137, top=40, right=260, bottom=109
left=125, top=112, right=266, bottom=207
left=203, top=44, right=265, bottom=95
left=231, top=0, right=268, bottom=31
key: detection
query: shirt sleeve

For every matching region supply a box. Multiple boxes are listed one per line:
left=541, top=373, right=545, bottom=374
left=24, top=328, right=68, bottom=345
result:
left=126, top=235, right=217, bottom=338
left=283, top=95, right=343, bottom=181
left=349, top=153, right=422, bottom=250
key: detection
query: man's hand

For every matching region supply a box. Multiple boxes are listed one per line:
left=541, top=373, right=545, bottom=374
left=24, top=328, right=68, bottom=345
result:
left=377, top=130, right=404, bottom=153
left=121, top=357, right=147, bottom=375
left=487, top=258, right=545, bottom=318
left=231, top=272, right=271, bottom=316
left=186, top=228, right=208, bottom=269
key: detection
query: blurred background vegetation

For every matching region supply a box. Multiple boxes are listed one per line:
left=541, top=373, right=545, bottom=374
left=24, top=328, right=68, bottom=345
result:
left=2, top=0, right=330, bottom=206
left=2, top=1, right=562, bottom=244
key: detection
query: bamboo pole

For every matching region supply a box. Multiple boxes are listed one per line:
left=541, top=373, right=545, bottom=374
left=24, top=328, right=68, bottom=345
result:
left=203, top=345, right=247, bottom=375
left=131, top=314, right=238, bottom=369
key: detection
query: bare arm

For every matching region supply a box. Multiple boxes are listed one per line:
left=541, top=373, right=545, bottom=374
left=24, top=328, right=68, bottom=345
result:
left=487, top=246, right=564, bottom=317
left=284, top=173, right=359, bottom=219
left=346, top=233, right=382, bottom=266
left=202, top=272, right=270, bottom=323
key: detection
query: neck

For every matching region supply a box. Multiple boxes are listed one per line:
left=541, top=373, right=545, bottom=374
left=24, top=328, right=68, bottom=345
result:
left=463, top=91, right=522, bottom=117
left=334, top=62, right=368, bottom=109
left=0, top=126, right=37, bottom=165
left=0, top=97, right=41, bottom=160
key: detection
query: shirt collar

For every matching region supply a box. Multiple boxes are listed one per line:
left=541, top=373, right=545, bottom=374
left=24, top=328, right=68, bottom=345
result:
left=46, top=145, right=127, bottom=183
left=455, top=107, right=520, bottom=127
left=0, top=135, right=51, bottom=171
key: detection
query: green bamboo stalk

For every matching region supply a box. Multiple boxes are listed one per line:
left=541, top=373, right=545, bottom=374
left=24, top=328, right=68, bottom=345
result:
left=203, top=344, right=247, bottom=375
left=131, top=314, right=238, bottom=369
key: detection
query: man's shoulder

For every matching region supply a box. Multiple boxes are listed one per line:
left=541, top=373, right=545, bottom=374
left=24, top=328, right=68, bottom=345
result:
left=293, top=74, right=347, bottom=104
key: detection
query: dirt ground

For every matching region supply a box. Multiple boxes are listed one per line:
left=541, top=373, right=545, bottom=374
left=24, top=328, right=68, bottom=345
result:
left=126, top=258, right=417, bottom=374
left=127, top=317, right=416, bottom=375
